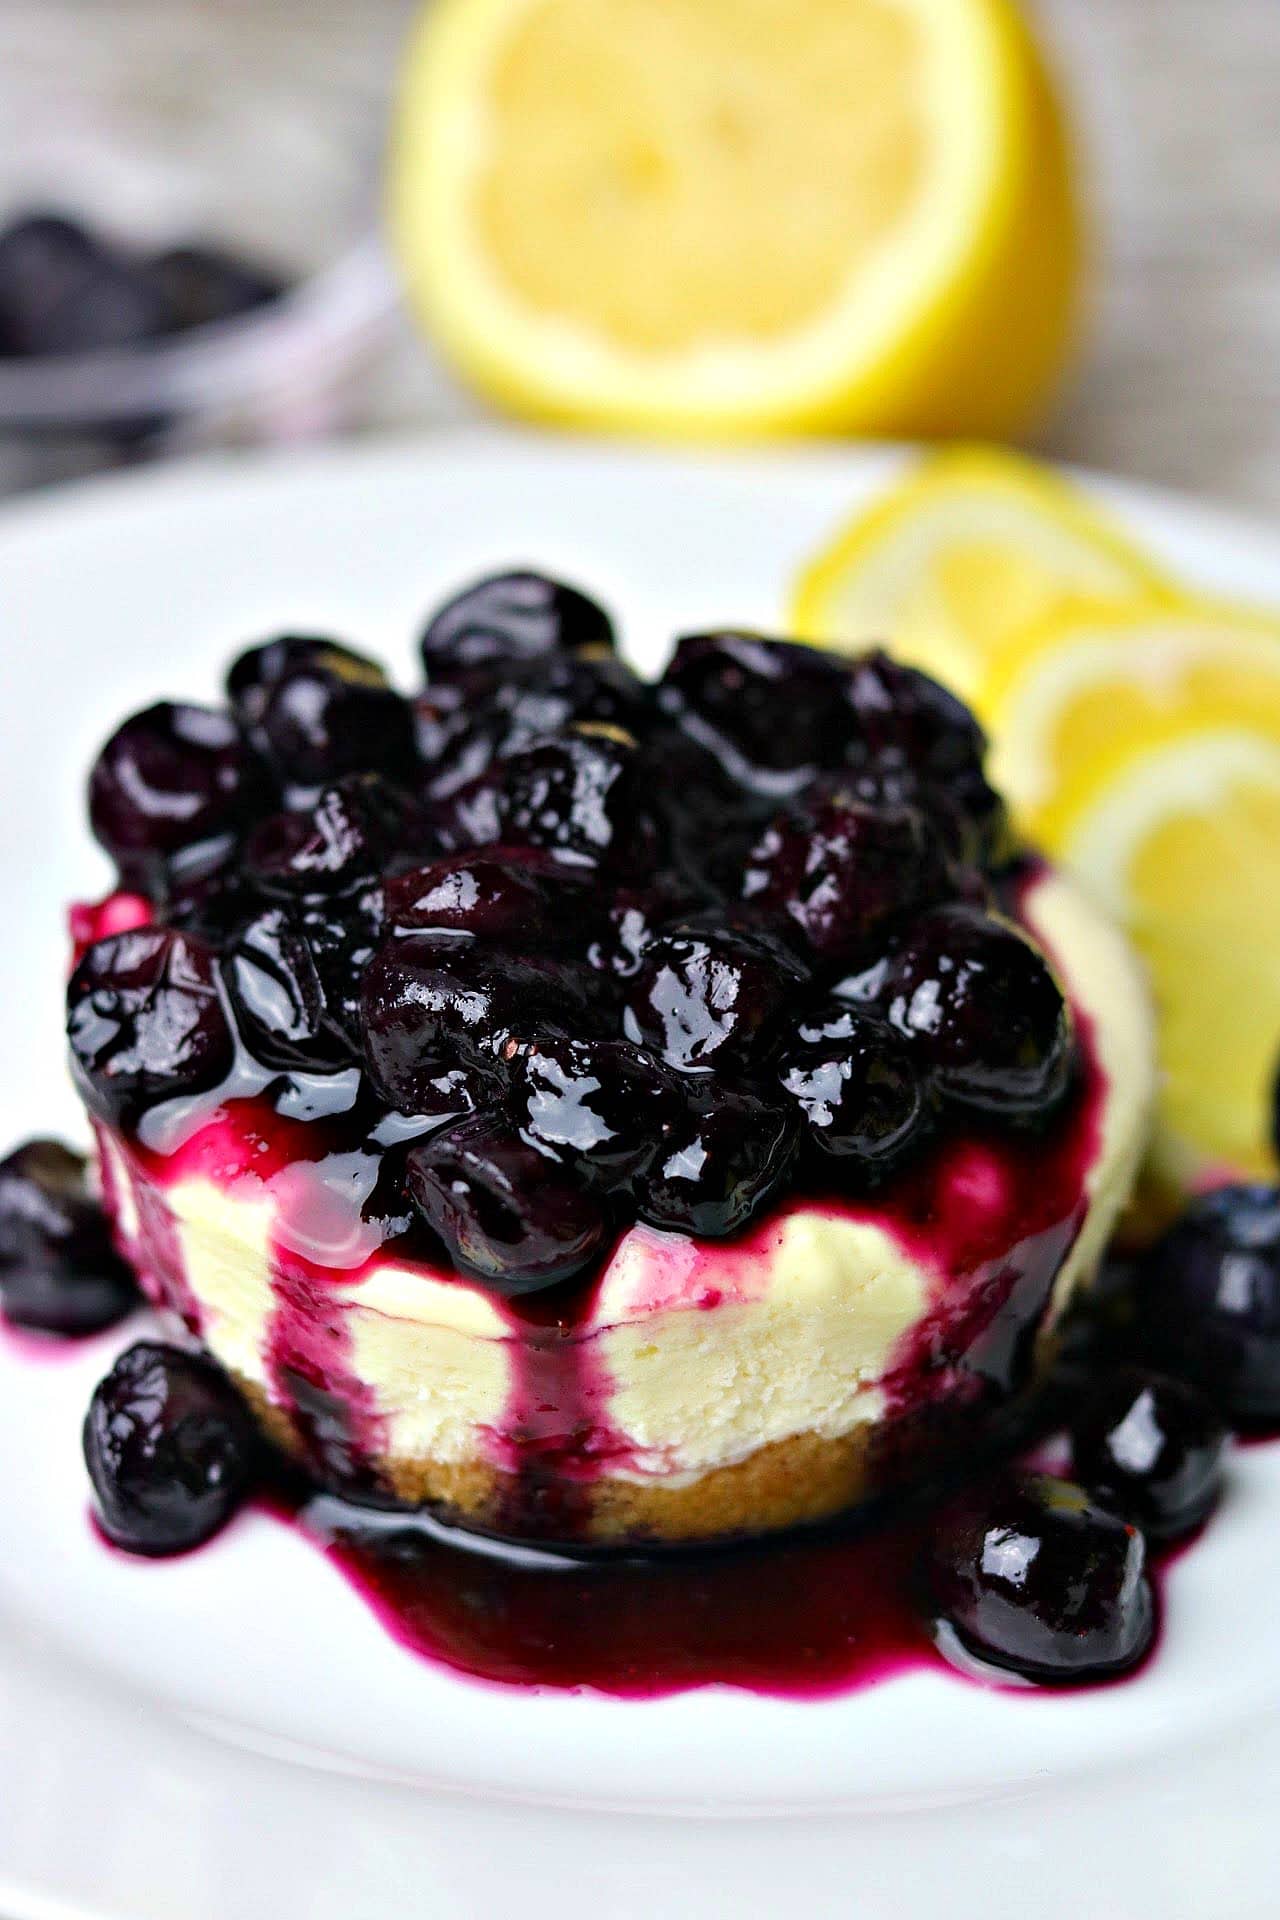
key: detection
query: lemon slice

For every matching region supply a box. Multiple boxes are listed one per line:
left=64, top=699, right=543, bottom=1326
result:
left=790, top=446, right=1166, bottom=702
left=389, top=0, right=1081, bottom=439
left=986, top=601, right=1280, bottom=1185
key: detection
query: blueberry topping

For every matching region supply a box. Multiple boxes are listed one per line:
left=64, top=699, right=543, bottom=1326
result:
left=1130, top=1185, right=1280, bottom=1421
left=635, top=1084, right=799, bottom=1237
left=88, top=702, right=267, bottom=893
left=406, top=1115, right=608, bottom=1291
left=506, top=1037, right=680, bottom=1185
left=420, top=570, right=615, bottom=679
left=925, top=1472, right=1155, bottom=1684
left=743, top=786, right=952, bottom=966
left=623, top=926, right=805, bottom=1073
left=73, top=587, right=1079, bottom=1317
left=83, top=1341, right=259, bottom=1555
left=1070, top=1367, right=1226, bottom=1540
left=881, top=904, right=1074, bottom=1120
left=778, top=1006, right=926, bottom=1173
left=0, top=1139, right=137, bottom=1335
left=67, top=928, right=234, bottom=1126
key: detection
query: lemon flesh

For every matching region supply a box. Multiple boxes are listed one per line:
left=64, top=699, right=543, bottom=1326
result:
left=389, top=0, right=1081, bottom=437
left=791, top=447, right=1165, bottom=701
left=988, top=604, right=1280, bottom=1186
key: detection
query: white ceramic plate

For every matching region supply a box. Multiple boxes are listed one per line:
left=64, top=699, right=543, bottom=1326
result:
left=2, top=432, right=1279, bottom=1920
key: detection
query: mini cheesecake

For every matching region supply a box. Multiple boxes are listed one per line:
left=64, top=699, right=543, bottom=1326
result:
left=68, top=588, right=1155, bottom=1545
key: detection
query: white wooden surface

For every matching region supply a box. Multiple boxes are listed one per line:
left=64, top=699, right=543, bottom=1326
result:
left=2, top=0, right=1279, bottom=520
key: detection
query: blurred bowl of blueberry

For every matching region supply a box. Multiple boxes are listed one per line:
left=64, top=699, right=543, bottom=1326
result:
left=0, top=205, right=394, bottom=473
left=0, top=12, right=404, bottom=483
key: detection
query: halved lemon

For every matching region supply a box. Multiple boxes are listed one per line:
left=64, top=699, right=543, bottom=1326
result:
left=388, top=0, right=1082, bottom=439
left=790, top=446, right=1167, bottom=702
left=986, top=601, right=1280, bottom=1185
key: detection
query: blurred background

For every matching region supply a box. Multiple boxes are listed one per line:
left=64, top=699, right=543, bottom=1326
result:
left=1, top=0, right=1278, bottom=509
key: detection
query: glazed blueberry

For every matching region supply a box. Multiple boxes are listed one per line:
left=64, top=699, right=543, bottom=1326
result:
left=499, top=727, right=643, bottom=869
left=623, top=926, right=806, bottom=1073
left=257, top=647, right=417, bottom=799
left=67, top=928, right=234, bottom=1127
left=658, top=632, right=854, bottom=782
left=222, top=906, right=353, bottom=1072
left=83, top=1341, right=259, bottom=1555
left=635, top=1084, right=799, bottom=1237
left=360, top=936, right=589, bottom=1110
left=88, top=701, right=267, bottom=893
left=227, top=634, right=381, bottom=736
left=1130, top=1185, right=1280, bottom=1421
left=500, top=652, right=652, bottom=750
left=298, top=882, right=386, bottom=1050
left=405, top=1115, right=608, bottom=1292
left=844, top=650, right=988, bottom=786
left=743, top=787, right=952, bottom=966
left=843, top=652, right=1006, bottom=864
left=383, top=851, right=558, bottom=946
left=506, top=1037, right=680, bottom=1185
left=925, top=1472, right=1155, bottom=1684
left=585, top=879, right=703, bottom=978
left=778, top=1006, right=926, bottom=1173
left=881, top=904, right=1074, bottom=1120
left=1070, top=1367, right=1226, bottom=1541
left=0, top=1139, right=137, bottom=1335
left=146, top=242, right=284, bottom=333
left=245, top=775, right=413, bottom=898
left=420, top=570, right=615, bottom=680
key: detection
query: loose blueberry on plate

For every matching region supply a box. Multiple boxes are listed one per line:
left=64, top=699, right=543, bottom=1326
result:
left=1130, top=1185, right=1280, bottom=1423
left=924, top=1472, right=1155, bottom=1684
left=406, top=1115, right=608, bottom=1291
left=83, top=1341, right=260, bottom=1555
left=881, top=903, right=1074, bottom=1120
left=1070, top=1367, right=1226, bottom=1540
left=89, top=701, right=268, bottom=894
left=0, top=1139, right=137, bottom=1335
left=67, top=927, right=234, bottom=1127
left=420, top=569, right=615, bottom=680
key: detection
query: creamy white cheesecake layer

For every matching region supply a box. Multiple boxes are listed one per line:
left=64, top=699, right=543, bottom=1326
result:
left=97, top=871, right=1154, bottom=1486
